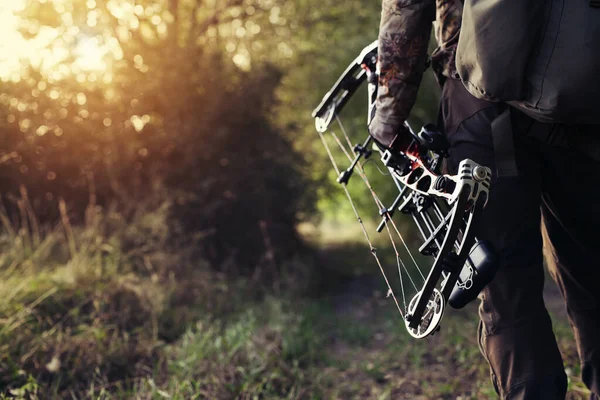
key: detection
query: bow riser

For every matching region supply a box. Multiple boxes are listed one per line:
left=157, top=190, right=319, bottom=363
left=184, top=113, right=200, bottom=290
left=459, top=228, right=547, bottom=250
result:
left=402, top=158, right=490, bottom=331
left=442, top=192, right=489, bottom=301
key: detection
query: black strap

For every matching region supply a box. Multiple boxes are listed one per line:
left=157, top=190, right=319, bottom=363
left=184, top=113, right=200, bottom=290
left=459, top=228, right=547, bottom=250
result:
left=591, top=0, right=600, bottom=8
left=491, top=107, right=519, bottom=177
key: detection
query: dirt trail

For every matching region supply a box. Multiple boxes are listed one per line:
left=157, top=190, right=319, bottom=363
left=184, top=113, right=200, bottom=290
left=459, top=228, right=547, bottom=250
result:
left=319, top=273, right=582, bottom=399
left=329, top=272, right=569, bottom=323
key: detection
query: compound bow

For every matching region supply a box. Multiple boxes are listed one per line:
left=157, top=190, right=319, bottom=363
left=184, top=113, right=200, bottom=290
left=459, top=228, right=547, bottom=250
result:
left=312, top=41, right=498, bottom=339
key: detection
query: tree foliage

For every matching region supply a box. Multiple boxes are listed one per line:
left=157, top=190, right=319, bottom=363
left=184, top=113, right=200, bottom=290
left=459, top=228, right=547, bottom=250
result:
left=0, top=0, right=442, bottom=265
left=0, top=0, right=317, bottom=270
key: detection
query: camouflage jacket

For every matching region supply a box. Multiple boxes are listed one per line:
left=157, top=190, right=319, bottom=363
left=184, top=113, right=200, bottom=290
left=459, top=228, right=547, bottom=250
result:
left=370, top=0, right=462, bottom=149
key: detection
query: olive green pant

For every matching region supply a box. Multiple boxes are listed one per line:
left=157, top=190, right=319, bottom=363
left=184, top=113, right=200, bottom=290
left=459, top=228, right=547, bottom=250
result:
left=440, top=78, right=600, bottom=399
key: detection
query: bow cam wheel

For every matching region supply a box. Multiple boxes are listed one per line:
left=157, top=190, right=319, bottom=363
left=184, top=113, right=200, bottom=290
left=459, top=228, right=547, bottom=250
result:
left=405, top=289, right=445, bottom=339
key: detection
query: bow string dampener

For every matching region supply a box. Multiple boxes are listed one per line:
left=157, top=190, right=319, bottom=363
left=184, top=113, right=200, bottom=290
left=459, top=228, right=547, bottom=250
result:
left=312, top=41, right=499, bottom=339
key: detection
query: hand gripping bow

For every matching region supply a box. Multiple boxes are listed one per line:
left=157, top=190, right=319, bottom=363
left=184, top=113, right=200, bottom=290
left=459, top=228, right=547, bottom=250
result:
left=312, top=41, right=498, bottom=339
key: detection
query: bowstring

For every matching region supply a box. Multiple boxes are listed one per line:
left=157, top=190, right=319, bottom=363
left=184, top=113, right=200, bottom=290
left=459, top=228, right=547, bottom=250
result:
left=330, top=119, right=441, bottom=313
left=317, top=129, right=405, bottom=317
left=333, top=116, right=426, bottom=282
left=328, top=129, right=418, bottom=301
left=386, top=214, right=426, bottom=282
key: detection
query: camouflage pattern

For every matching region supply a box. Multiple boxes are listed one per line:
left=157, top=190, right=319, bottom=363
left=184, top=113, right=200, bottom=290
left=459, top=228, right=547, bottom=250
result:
left=370, top=0, right=462, bottom=149
left=431, top=0, right=462, bottom=83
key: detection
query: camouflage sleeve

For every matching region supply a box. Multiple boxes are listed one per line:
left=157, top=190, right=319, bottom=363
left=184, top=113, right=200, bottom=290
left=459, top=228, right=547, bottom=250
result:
left=370, top=0, right=435, bottom=149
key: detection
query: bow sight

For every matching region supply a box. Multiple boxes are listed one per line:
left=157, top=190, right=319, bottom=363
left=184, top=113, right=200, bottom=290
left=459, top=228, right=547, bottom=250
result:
left=312, top=41, right=499, bottom=339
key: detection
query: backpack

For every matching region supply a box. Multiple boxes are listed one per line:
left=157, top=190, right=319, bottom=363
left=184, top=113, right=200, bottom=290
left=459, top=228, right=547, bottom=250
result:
left=456, top=0, right=600, bottom=124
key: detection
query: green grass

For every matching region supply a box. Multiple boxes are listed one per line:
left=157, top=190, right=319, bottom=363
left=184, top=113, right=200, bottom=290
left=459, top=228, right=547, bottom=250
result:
left=0, top=202, right=589, bottom=399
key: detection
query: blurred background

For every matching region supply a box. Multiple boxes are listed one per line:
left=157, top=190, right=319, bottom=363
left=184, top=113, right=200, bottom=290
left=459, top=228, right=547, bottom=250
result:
left=0, top=1, right=584, bottom=398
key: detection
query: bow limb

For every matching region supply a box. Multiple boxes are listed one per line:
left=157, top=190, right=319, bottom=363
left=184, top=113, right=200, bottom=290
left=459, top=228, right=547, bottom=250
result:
left=407, top=187, right=469, bottom=330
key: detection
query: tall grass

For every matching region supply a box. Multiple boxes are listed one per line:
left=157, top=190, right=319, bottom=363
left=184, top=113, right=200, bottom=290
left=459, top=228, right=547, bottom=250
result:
left=0, top=188, right=212, bottom=397
left=0, top=187, right=321, bottom=399
left=0, top=191, right=588, bottom=399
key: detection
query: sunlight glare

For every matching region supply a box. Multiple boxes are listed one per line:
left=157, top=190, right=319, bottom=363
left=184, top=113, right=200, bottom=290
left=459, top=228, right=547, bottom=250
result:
left=0, top=1, right=117, bottom=81
left=74, top=36, right=108, bottom=71
left=0, top=0, right=28, bottom=78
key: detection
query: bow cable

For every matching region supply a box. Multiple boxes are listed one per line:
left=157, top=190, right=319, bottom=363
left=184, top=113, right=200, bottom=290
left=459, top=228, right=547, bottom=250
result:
left=317, top=128, right=406, bottom=316
left=328, top=127, right=420, bottom=296
left=322, top=114, right=459, bottom=317
left=334, top=116, right=426, bottom=280
left=329, top=114, right=473, bottom=319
